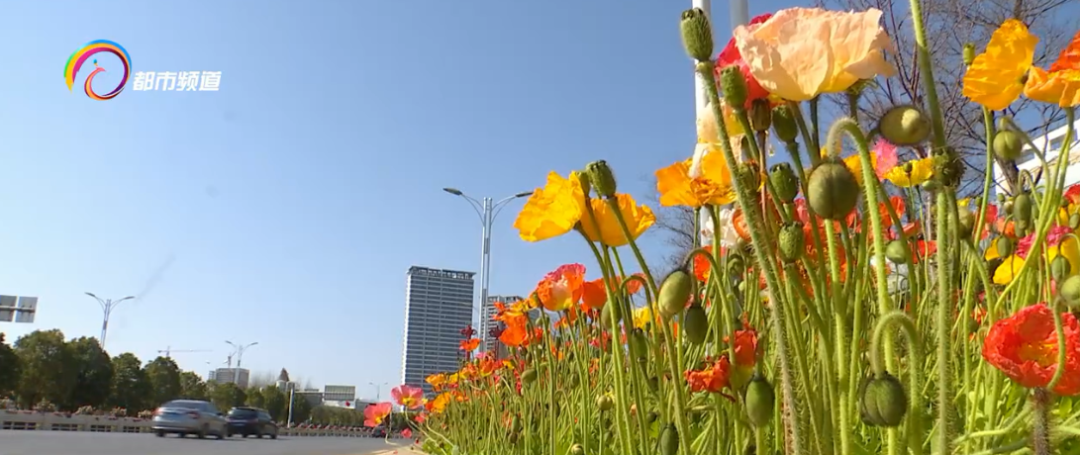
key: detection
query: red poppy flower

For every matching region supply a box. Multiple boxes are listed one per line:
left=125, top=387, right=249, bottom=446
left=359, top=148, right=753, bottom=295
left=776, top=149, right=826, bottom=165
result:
left=714, top=13, right=774, bottom=109
left=982, top=303, right=1080, bottom=395
left=684, top=356, right=731, bottom=393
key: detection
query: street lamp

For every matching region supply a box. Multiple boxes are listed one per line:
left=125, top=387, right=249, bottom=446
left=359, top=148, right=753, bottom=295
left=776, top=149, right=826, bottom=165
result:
left=442, top=188, right=533, bottom=328
left=225, top=341, right=258, bottom=385
left=369, top=381, right=389, bottom=402
left=85, top=292, right=135, bottom=349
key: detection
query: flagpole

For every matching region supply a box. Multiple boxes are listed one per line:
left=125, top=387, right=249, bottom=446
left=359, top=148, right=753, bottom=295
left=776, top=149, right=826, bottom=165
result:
left=695, top=0, right=750, bottom=247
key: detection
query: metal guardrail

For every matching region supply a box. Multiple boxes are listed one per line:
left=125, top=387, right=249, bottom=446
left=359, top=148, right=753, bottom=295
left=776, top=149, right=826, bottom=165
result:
left=0, top=411, right=388, bottom=437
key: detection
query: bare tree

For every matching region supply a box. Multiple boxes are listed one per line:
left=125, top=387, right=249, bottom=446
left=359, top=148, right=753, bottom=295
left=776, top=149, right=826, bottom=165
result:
left=817, top=0, right=1077, bottom=195
left=640, top=176, right=698, bottom=276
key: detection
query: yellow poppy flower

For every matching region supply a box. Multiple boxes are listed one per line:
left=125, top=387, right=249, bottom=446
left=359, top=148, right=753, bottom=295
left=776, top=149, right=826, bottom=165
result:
left=962, top=19, right=1039, bottom=110
left=632, top=305, right=653, bottom=330
left=514, top=172, right=586, bottom=242
left=842, top=152, right=878, bottom=188
left=655, top=145, right=737, bottom=208
left=733, top=7, right=896, bottom=101
left=993, top=255, right=1025, bottom=285
left=1023, top=31, right=1080, bottom=108
left=579, top=194, right=655, bottom=247
left=1048, top=237, right=1080, bottom=276
left=883, top=158, right=934, bottom=188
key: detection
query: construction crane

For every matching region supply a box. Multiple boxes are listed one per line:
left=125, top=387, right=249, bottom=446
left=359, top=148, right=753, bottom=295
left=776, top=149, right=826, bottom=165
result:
left=158, top=346, right=211, bottom=358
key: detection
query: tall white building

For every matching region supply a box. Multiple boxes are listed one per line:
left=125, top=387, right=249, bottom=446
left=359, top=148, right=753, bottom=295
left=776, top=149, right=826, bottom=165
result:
left=993, top=119, right=1080, bottom=195
left=211, top=368, right=250, bottom=389
left=480, top=295, right=524, bottom=354
left=401, top=266, right=475, bottom=395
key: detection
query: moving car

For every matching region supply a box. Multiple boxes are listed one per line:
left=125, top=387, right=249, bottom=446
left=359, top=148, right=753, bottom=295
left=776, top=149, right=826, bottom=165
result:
left=151, top=400, right=227, bottom=439
left=226, top=406, right=279, bottom=439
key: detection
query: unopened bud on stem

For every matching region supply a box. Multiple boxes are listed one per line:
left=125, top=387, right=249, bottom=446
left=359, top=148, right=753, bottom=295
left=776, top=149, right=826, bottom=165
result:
left=771, top=105, right=798, bottom=143
left=586, top=160, right=617, bottom=198
left=750, top=99, right=771, bottom=132
left=720, top=66, right=748, bottom=110
left=679, top=8, right=714, bottom=62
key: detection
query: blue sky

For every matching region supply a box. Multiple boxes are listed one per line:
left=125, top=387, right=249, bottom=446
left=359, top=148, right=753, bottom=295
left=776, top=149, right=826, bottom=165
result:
left=1, top=0, right=793, bottom=400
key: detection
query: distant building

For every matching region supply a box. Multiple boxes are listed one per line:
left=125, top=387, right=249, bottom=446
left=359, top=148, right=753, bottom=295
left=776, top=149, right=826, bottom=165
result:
left=296, top=389, right=324, bottom=407
left=401, top=266, right=475, bottom=395
left=275, top=368, right=298, bottom=392
left=993, top=118, right=1080, bottom=195
left=323, top=385, right=356, bottom=402
left=212, top=368, right=251, bottom=389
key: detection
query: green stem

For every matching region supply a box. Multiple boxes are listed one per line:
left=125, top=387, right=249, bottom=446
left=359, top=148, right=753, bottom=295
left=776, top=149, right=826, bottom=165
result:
left=936, top=189, right=955, bottom=455
left=907, top=0, right=948, bottom=149
left=1032, top=388, right=1051, bottom=455
left=869, top=311, right=926, bottom=455
left=700, top=63, right=802, bottom=455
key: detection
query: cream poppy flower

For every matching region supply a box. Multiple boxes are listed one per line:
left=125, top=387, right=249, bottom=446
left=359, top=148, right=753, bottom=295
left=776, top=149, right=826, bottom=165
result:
left=734, top=7, right=897, bottom=101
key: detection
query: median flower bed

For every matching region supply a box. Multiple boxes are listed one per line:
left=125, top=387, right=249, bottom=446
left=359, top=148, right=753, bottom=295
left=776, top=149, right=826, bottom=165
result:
left=387, top=3, right=1080, bottom=455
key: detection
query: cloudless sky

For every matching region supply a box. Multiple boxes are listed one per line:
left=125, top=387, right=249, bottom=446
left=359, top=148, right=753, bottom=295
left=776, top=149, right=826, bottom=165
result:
left=1, top=0, right=815, bottom=400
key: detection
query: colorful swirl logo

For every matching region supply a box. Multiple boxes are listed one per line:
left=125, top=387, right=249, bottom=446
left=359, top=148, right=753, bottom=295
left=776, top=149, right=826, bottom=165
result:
left=64, top=40, right=132, bottom=101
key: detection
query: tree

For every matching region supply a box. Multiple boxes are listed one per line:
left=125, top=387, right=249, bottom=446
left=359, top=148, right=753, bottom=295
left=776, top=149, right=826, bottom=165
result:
left=0, top=333, right=20, bottom=398
left=13, top=330, right=74, bottom=409
left=210, top=382, right=246, bottom=411
left=178, top=371, right=208, bottom=400
left=245, top=386, right=265, bottom=408
left=816, top=0, right=1078, bottom=195
left=262, top=386, right=287, bottom=422
left=65, top=337, right=114, bottom=410
left=110, top=353, right=150, bottom=411
left=143, top=356, right=182, bottom=407
left=287, top=392, right=312, bottom=424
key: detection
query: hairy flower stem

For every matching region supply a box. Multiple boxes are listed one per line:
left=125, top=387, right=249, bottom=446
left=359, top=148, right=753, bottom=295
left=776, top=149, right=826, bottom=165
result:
left=906, top=0, right=947, bottom=150
left=604, top=199, right=691, bottom=455
left=870, top=311, right=926, bottom=455
left=936, top=189, right=955, bottom=455
left=1032, top=388, right=1051, bottom=455
left=830, top=118, right=902, bottom=455
left=698, top=63, right=803, bottom=455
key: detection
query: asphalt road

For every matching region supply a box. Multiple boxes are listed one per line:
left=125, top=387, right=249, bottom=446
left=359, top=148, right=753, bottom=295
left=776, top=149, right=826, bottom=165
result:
left=0, top=431, right=408, bottom=455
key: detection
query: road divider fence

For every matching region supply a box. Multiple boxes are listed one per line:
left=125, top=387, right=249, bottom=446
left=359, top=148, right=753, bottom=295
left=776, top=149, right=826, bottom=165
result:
left=0, top=411, right=390, bottom=437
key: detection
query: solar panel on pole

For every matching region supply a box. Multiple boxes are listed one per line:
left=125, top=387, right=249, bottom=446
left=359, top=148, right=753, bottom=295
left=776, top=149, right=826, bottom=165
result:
left=0, top=296, right=16, bottom=322
left=15, top=296, right=37, bottom=323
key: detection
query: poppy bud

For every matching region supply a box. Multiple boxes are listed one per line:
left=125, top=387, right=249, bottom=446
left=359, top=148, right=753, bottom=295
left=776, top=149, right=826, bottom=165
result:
left=629, top=328, right=649, bottom=360
left=659, top=424, right=679, bottom=455
left=659, top=269, right=694, bottom=319
left=646, top=410, right=659, bottom=424
left=679, top=8, right=714, bottom=61
left=683, top=303, right=709, bottom=345
left=571, top=170, right=592, bottom=198
left=1052, top=256, right=1072, bottom=283
left=778, top=222, right=804, bottom=263
left=720, top=65, right=749, bottom=110
left=885, top=239, right=909, bottom=263
left=521, top=368, right=538, bottom=385
left=769, top=162, right=800, bottom=203
left=771, top=105, right=799, bottom=143
left=601, top=300, right=621, bottom=326
left=878, top=105, right=930, bottom=146
left=648, top=376, right=660, bottom=393
left=957, top=208, right=975, bottom=240
left=921, top=179, right=941, bottom=192
left=727, top=254, right=746, bottom=277
left=963, top=43, right=976, bottom=66
left=932, top=148, right=965, bottom=187
left=744, top=373, right=775, bottom=428
left=571, top=444, right=585, bottom=455
left=993, top=130, right=1024, bottom=161
left=1061, top=275, right=1080, bottom=308
left=1071, top=213, right=1080, bottom=230
left=1013, top=192, right=1034, bottom=227
left=596, top=393, right=614, bottom=412
left=750, top=99, right=772, bottom=132
left=858, top=373, right=908, bottom=427
left=738, top=162, right=761, bottom=191
left=586, top=160, right=618, bottom=198
left=807, top=158, right=860, bottom=220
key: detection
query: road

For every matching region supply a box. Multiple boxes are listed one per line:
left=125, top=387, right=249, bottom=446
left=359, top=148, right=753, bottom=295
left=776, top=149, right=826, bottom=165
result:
left=0, top=431, right=411, bottom=455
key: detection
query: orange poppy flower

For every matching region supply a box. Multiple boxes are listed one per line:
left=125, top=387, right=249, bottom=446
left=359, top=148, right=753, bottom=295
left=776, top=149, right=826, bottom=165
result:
left=684, top=356, right=731, bottom=393
left=1023, top=31, right=1080, bottom=108
left=535, top=264, right=586, bottom=312
left=500, top=312, right=529, bottom=347
left=982, top=303, right=1080, bottom=395
left=459, top=338, right=480, bottom=352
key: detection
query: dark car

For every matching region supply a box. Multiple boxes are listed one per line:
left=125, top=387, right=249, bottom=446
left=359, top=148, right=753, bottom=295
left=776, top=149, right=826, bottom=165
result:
left=371, top=426, right=387, bottom=438
left=225, top=407, right=278, bottom=439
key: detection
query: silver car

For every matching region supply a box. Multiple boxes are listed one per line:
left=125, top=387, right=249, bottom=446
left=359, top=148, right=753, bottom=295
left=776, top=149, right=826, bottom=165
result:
left=151, top=399, right=227, bottom=439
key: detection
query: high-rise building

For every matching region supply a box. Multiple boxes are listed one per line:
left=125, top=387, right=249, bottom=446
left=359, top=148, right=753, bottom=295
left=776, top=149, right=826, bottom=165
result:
left=401, top=266, right=475, bottom=395
left=212, top=368, right=251, bottom=389
left=480, top=295, right=524, bottom=354
left=323, top=385, right=356, bottom=402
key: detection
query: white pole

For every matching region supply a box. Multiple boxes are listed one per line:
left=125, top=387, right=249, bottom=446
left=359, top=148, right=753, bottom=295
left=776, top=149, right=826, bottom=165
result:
left=696, top=0, right=751, bottom=247
left=287, top=388, right=294, bottom=428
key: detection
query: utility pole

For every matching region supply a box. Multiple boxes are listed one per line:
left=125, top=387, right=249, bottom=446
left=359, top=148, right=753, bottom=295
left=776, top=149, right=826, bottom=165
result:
left=85, top=292, right=135, bottom=349
left=442, top=188, right=532, bottom=329
left=287, top=388, right=295, bottom=428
